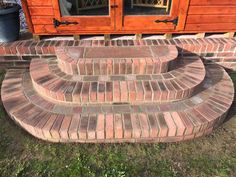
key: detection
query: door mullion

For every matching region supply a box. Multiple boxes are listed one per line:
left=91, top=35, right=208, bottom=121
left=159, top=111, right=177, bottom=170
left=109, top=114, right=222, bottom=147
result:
left=115, top=0, right=124, bottom=31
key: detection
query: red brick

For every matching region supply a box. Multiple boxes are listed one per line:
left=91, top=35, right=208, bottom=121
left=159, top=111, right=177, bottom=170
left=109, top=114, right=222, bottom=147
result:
left=42, top=114, right=57, bottom=139
left=79, top=115, right=89, bottom=140
left=98, top=82, right=105, bottom=102
left=106, top=82, right=113, bottom=102
left=59, top=116, right=72, bottom=140
left=135, top=81, right=144, bottom=101
left=148, top=114, right=159, bottom=138
left=69, top=114, right=80, bottom=140
left=114, top=114, right=123, bottom=139
left=113, top=81, right=121, bottom=102
left=120, top=81, right=128, bottom=102
left=139, top=114, right=150, bottom=138
left=81, top=82, right=90, bottom=103
left=88, top=115, right=97, bottom=139
left=96, top=114, right=105, bottom=140
left=50, top=115, right=64, bottom=139
left=105, top=114, right=114, bottom=139
left=90, top=82, right=98, bottom=102
left=123, top=114, right=132, bottom=138
left=164, top=112, right=177, bottom=137
left=156, top=113, right=168, bottom=137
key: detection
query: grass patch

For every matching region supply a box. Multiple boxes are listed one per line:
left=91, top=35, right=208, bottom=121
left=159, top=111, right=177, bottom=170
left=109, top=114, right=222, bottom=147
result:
left=0, top=70, right=236, bottom=177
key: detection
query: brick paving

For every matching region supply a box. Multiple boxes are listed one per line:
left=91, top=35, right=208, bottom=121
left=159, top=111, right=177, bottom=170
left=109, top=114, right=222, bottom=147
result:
left=30, top=56, right=205, bottom=104
left=55, top=45, right=178, bottom=75
left=1, top=37, right=236, bottom=71
left=1, top=45, right=234, bottom=143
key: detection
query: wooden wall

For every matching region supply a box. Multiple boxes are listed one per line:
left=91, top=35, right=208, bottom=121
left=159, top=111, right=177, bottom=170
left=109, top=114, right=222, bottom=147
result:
left=23, top=0, right=56, bottom=34
left=185, top=0, right=236, bottom=32
left=21, top=0, right=236, bottom=35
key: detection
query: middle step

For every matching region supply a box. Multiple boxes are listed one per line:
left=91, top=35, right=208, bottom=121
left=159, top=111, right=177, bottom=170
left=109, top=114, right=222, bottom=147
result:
left=30, top=56, right=206, bottom=104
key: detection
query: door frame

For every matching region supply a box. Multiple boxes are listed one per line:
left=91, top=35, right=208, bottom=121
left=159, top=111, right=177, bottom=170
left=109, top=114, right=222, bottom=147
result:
left=115, top=0, right=185, bottom=32
left=51, top=0, right=189, bottom=33
left=51, top=0, right=116, bottom=31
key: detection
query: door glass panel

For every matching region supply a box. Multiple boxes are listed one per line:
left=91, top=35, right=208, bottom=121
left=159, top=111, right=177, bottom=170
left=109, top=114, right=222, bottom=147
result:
left=124, top=0, right=172, bottom=15
left=59, top=0, right=109, bottom=16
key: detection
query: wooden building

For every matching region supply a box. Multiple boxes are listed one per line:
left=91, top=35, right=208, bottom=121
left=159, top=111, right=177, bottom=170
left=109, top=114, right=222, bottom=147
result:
left=20, top=0, right=236, bottom=36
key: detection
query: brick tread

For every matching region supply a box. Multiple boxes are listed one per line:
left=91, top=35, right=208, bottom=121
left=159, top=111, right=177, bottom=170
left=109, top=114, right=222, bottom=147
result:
left=1, top=64, right=234, bottom=143
left=30, top=57, right=205, bottom=104
left=55, top=46, right=178, bottom=75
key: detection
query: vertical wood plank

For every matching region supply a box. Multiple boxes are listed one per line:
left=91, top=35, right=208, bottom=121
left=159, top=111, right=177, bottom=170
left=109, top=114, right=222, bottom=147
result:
left=176, top=0, right=190, bottom=31
left=116, top=0, right=124, bottom=30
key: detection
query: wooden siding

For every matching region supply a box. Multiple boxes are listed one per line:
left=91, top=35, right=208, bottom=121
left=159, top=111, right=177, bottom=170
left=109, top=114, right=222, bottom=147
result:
left=185, top=0, right=236, bottom=32
left=21, top=0, right=236, bottom=35
left=25, top=0, right=56, bottom=34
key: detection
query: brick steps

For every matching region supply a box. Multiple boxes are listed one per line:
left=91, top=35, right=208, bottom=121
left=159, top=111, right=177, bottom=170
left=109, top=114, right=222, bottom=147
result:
left=30, top=56, right=205, bottom=104
left=55, top=46, right=178, bottom=75
left=1, top=64, right=234, bottom=143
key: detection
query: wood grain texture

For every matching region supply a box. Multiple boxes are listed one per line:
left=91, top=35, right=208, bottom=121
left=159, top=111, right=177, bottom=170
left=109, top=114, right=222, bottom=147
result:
left=26, top=0, right=52, bottom=6
left=190, top=0, right=236, bottom=5
left=185, top=0, right=236, bottom=32
left=188, top=6, right=236, bottom=15
left=186, top=15, right=236, bottom=24
left=29, top=7, right=54, bottom=16
left=21, top=0, right=236, bottom=35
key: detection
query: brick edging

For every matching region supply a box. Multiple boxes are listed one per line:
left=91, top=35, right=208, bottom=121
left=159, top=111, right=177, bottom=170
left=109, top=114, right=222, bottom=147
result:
left=0, top=38, right=235, bottom=56
left=1, top=65, right=234, bottom=143
left=0, top=37, right=236, bottom=70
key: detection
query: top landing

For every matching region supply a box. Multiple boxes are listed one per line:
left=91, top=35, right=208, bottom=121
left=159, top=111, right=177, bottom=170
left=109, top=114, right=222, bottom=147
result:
left=55, top=45, right=178, bottom=75
left=55, top=45, right=178, bottom=61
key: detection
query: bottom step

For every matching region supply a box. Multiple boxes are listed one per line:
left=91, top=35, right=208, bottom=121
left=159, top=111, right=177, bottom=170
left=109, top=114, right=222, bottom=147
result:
left=1, top=65, right=234, bottom=143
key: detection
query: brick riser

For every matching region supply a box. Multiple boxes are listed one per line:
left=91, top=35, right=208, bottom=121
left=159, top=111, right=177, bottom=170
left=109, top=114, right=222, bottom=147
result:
left=55, top=46, right=178, bottom=75
left=30, top=57, right=206, bottom=104
left=1, top=45, right=235, bottom=143
left=1, top=38, right=236, bottom=72
left=1, top=63, right=234, bottom=143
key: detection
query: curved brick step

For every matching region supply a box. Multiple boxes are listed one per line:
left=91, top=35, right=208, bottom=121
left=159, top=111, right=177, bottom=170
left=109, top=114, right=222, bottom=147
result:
left=55, top=45, right=178, bottom=75
left=30, top=57, right=205, bottom=104
left=1, top=65, right=234, bottom=143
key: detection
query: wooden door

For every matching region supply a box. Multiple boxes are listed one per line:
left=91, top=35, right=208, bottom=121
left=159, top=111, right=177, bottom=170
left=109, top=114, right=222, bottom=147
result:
left=116, top=0, right=182, bottom=32
left=52, top=0, right=115, bottom=32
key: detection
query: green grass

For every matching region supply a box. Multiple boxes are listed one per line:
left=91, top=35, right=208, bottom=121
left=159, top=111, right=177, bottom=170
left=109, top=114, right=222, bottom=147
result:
left=0, top=70, right=236, bottom=177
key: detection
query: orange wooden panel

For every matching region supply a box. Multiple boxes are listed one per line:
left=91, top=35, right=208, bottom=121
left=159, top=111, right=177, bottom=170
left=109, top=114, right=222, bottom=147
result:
left=123, top=16, right=176, bottom=30
left=34, top=25, right=57, bottom=33
left=31, top=16, right=54, bottom=25
left=23, top=0, right=236, bottom=35
left=29, top=7, right=54, bottom=16
left=176, top=0, right=190, bottom=31
left=51, top=0, right=115, bottom=31
left=190, top=0, right=236, bottom=5
left=58, top=17, right=113, bottom=31
left=186, top=15, right=236, bottom=24
left=185, top=23, right=236, bottom=31
left=26, top=0, right=52, bottom=6
left=188, top=6, right=236, bottom=15
left=122, top=0, right=180, bottom=31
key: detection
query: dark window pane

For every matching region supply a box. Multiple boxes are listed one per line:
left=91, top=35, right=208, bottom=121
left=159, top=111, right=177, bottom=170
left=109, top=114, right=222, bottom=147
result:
left=124, top=0, right=172, bottom=15
left=59, top=0, right=109, bottom=16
